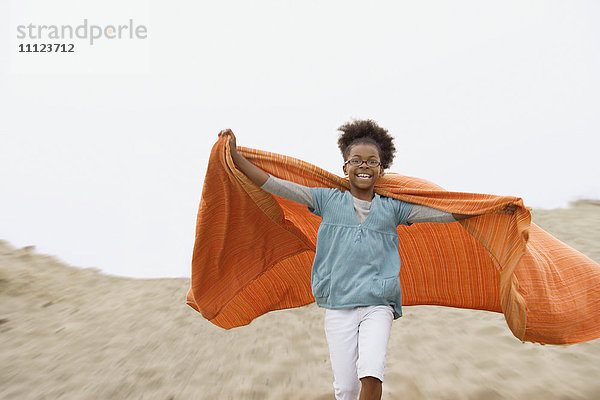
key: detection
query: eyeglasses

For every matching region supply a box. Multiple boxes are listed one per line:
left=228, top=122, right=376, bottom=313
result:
left=344, top=159, right=382, bottom=168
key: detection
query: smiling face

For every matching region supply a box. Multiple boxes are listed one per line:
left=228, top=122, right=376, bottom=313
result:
left=342, top=142, right=384, bottom=198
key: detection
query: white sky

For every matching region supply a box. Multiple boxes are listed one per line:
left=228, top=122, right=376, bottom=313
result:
left=1, top=1, right=599, bottom=278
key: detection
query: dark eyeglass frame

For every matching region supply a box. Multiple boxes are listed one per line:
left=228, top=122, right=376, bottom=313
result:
left=344, top=159, right=382, bottom=168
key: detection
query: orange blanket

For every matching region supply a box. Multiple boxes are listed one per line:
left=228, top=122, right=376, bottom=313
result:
left=187, top=138, right=600, bottom=345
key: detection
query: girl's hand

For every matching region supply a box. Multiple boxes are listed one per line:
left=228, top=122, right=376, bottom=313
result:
left=496, top=203, right=517, bottom=215
left=218, top=129, right=237, bottom=152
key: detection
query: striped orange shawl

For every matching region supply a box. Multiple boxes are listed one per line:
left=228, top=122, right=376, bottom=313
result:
left=187, top=138, right=600, bottom=345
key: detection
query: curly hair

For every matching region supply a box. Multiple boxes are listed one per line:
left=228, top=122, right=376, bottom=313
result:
left=337, top=119, right=396, bottom=169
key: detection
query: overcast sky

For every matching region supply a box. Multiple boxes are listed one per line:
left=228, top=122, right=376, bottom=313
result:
left=1, top=1, right=599, bottom=278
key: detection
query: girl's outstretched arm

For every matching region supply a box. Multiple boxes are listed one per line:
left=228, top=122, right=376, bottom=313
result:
left=218, top=129, right=315, bottom=208
left=218, top=129, right=269, bottom=187
left=407, top=203, right=517, bottom=224
left=452, top=203, right=517, bottom=220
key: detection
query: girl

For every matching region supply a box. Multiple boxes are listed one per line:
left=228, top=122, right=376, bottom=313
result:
left=218, top=120, right=515, bottom=400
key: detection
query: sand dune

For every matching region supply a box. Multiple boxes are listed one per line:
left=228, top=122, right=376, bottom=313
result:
left=1, top=202, right=599, bottom=399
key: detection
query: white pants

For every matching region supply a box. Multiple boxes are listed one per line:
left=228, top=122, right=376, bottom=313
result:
left=324, top=305, right=394, bottom=400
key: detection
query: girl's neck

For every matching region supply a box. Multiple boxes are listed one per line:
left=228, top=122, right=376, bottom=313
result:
left=349, top=186, right=375, bottom=201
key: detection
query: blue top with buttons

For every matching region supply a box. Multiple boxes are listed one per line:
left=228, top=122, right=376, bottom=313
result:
left=309, top=188, right=413, bottom=319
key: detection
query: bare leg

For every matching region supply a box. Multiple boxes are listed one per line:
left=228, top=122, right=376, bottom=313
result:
left=359, top=376, right=382, bottom=400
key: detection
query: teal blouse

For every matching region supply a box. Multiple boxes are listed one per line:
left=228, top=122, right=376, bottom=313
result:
left=309, top=188, right=413, bottom=319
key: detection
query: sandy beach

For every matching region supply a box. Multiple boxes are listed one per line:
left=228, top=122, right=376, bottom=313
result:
left=1, top=201, right=599, bottom=400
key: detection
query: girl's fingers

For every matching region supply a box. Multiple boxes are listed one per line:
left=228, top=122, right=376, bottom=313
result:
left=218, top=129, right=233, bottom=138
left=503, top=204, right=517, bottom=214
left=496, top=203, right=517, bottom=215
